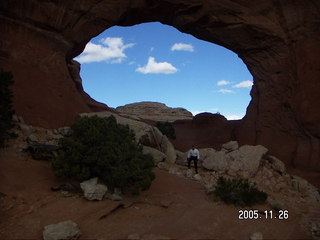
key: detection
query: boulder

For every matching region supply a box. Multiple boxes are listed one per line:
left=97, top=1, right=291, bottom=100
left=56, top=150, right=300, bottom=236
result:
left=201, top=148, right=228, bottom=172
left=80, top=177, right=108, bottom=201
left=43, top=220, right=81, bottom=240
left=160, top=135, right=176, bottom=164
left=222, top=141, right=239, bottom=152
left=175, top=150, right=187, bottom=166
left=227, top=145, right=268, bottom=176
left=143, top=146, right=166, bottom=164
left=268, top=155, right=286, bottom=173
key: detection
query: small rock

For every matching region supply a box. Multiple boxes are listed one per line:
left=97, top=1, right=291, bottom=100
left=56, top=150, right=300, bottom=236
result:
left=80, top=177, right=108, bottom=201
left=185, top=169, right=194, bottom=178
left=160, top=200, right=172, bottom=208
left=157, top=162, right=170, bottom=171
left=268, top=155, right=286, bottom=173
left=193, top=174, right=202, bottom=181
left=19, top=124, right=35, bottom=134
left=58, top=127, right=70, bottom=136
left=110, top=193, right=123, bottom=201
left=250, top=232, right=263, bottom=240
left=27, top=134, right=38, bottom=142
left=43, top=220, right=81, bottom=240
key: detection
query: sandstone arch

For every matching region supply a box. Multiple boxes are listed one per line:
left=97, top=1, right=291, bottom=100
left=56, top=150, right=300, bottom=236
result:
left=1, top=0, right=319, bottom=170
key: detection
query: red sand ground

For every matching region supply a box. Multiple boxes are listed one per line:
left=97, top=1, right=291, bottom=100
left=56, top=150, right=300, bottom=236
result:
left=0, top=144, right=316, bottom=240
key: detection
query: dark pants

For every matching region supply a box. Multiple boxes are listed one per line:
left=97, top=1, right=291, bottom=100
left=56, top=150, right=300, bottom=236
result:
left=188, top=156, right=198, bottom=173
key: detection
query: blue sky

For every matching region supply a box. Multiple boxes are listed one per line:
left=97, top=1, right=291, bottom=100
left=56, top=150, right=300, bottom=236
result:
left=75, top=22, right=253, bottom=120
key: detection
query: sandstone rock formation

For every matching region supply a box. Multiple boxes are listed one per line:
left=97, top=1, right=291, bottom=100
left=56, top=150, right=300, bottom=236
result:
left=201, top=142, right=268, bottom=177
left=143, top=145, right=167, bottom=164
left=172, top=113, right=240, bottom=151
left=81, top=111, right=177, bottom=164
left=116, top=101, right=193, bottom=122
left=1, top=0, right=320, bottom=171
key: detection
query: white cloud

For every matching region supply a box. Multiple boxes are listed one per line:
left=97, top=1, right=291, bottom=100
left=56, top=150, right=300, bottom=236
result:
left=218, top=89, right=234, bottom=94
left=75, top=37, right=134, bottom=64
left=233, top=80, right=253, bottom=88
left=191, top=108, right=219, bottom=116
left=217, top=80, right=230, bottom=86
left=136, top=57, right=178, bottom=74
left=171, top=43, right=194, bottom=52
left=226, top=114, right=244, bottom=120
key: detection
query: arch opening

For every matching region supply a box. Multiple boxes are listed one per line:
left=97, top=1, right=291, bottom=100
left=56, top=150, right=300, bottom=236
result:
left=75, top=22, right=253, bottom=120
left=2, top=0, right=319, bottom=171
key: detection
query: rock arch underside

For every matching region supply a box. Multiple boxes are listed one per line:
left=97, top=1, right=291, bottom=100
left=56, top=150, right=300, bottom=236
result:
left=1, top=0, right=320, bottom=171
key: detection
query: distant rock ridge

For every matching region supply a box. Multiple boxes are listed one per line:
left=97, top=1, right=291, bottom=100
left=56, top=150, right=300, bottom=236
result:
left=116, top=101, right=193, bottom=122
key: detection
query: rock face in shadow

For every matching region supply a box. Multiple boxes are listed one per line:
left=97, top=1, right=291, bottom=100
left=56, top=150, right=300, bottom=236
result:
left=0, top=0, right=320, bottom=170
left=172, top=113, right=241, bottom=152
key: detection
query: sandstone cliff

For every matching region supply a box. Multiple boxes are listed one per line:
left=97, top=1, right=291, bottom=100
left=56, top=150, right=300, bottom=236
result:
left=1, top=0, right=320, bottom=170
left=116, top=102, right=193, bottom=122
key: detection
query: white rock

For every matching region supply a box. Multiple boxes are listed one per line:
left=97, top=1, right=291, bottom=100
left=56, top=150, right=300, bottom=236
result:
left=222, top=141, right=239, bottom=152
left=110, top=193, right=123, bottom=201
left=202, top=149, right=228, bottom=172
left=227, top=145, right=268, bottom=175
left=43, top=220, right=81, bottom=240
left=19, top=124, right=35, bottom=134
left=80, top=177, right=108, bottom=201
left=193, top=174, right=202, bottom=181
left=58, top=127, right=70, bottom=136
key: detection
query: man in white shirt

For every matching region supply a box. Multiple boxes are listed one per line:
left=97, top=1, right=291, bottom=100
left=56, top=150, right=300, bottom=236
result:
left=187, top=145, right=200, bottom=174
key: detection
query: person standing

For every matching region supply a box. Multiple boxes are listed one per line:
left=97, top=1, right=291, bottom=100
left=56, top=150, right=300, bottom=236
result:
left=187, top=145, right=200, bottom=174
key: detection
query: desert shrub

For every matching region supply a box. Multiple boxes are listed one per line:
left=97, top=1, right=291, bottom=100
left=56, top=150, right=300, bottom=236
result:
left=52, top=115, right=155, bottom=194
left=0, top=69, right=15, bottom=147
left=213, top=177, right=267, bottom=206
left=156, top=121, right=176, bottom=140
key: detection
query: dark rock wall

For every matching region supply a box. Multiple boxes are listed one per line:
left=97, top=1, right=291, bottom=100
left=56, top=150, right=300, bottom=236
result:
left=0, top=0, right=319, bottom=170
